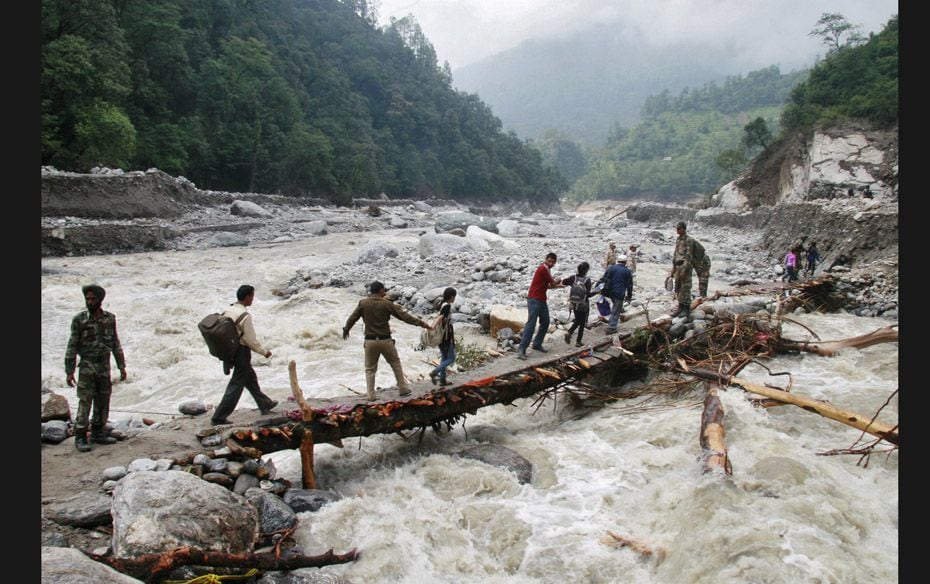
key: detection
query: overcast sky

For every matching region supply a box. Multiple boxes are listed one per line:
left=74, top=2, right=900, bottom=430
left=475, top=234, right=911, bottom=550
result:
left=376, top=0, right=898, bottom=72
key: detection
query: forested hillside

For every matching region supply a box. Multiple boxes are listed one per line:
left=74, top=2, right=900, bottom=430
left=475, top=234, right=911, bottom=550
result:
left=451, top=22, right=751, bottom=146
left=781, top=15, right=897, bottom=131
left=563, top=9, right=897, bottom=206
left=560, top=66, right=807, bottom=203
left=40, top=0, right=563, bottom=206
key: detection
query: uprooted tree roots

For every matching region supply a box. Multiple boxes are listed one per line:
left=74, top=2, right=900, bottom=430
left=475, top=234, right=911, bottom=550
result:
left=555, top=310, right=898, bottom=461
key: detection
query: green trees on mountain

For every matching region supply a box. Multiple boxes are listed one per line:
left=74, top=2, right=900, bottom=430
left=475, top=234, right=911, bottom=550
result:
left=40, top=0, right=563, bottom=205
left=567, top=66, right=803, bottom=202
left=783, top=14, right=897, bottom=130
left=565, top=12, right=897, bottom=204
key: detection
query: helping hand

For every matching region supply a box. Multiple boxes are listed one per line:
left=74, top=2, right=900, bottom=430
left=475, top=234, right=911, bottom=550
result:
left=119, top=368, right=127, bottom=381
left=342, top=328, right=349, bottom=341
left=66, top=373, right=75, bottom=387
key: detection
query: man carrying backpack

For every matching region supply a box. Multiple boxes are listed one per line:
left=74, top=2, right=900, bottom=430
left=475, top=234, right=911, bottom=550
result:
left=563, top=261, right=594, bottom=347
left=599, top=254, right=633, bottom=335
left=211, top=285, right=278, bottom=425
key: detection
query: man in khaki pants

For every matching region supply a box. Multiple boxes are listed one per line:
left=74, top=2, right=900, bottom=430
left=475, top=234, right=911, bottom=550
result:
left=343, top=281, right=433, bottom=401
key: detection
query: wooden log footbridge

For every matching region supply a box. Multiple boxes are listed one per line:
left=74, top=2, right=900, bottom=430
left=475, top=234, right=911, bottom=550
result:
left=225, top=326, right=644, bottom=488
left=218, top=276, right=897, bottom=488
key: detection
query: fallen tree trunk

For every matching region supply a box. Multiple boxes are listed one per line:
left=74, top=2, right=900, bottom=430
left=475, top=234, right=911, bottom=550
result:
left=229, top=329, right=655, bottom=455
left=780, top=325, right=898, bottom=356
left=686, top=368, right=898, bottom=445
left=87, top=546, right=359, bottom=583
left=700, top=384, right=731, bottom=475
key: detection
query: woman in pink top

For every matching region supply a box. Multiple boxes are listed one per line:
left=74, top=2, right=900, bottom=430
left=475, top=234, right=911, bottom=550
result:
left=784, top=248, right=798, bottom=282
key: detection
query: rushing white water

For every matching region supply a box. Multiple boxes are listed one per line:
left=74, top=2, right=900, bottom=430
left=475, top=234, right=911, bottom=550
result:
left=40, top=229, right=898, bottom=583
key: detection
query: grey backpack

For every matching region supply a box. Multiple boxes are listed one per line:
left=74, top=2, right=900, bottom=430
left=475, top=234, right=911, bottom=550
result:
left=569, top=276, right=589, bottom=310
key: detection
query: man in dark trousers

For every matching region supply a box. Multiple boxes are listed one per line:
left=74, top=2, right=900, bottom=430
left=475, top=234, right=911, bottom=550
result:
left=211, top=285, right=278, bottom=425
left=65, top=284, right=127, bottom=452
left=517, top=252, right=564, bottom=359
left=599, top=254, right=634, bottom=335
left=343, top=281, right=433, bottom=401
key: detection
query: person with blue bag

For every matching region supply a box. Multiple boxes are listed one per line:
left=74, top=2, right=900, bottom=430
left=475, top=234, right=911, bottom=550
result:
left=429, top=287, right=457, bottom=387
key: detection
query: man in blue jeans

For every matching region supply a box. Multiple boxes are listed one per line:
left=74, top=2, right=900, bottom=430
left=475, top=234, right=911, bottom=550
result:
left=598, top=254, right=633, bottom=335
left=517, top=252, right=564, bottom=360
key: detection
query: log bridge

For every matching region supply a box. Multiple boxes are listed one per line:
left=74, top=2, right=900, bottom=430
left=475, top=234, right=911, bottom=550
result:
left=224, top=277, right=897, bottom=488
left=227, top=329, right=641, bottom=488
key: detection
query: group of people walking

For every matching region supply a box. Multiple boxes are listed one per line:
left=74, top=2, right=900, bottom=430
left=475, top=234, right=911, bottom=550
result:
left=784, top=241, right=820, bottom=282
left=63, top=219, right=710, bottom=450
left=64, top=279, right=445, bottom=451
left=516, top=220, right=708, bottom=356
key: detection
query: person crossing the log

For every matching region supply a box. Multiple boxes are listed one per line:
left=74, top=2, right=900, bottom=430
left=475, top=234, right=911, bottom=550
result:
left=211, top=285, right=278, bottom=425
left=627, top=244, right=639, bottom=274
left=517, top=252, right=564, bottom=360
left=784, top=246, right=800, bottom=283
left=65, top=284, right=127, bottom=452
left=563, top=261, right=594, bottom=347
left=343, top=281, right=434, bottom=400
left=598, top=254, right=634, bottom=335
left=804, top=241, right=820, bottom=277
left=428, top=287, right=457, bottom=387
left=669, top=220, right=704, bottom=318
left=603, top=241, right=618, bottom=268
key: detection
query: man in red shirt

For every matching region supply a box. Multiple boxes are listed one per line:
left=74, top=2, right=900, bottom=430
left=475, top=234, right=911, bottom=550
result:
left=517, top=252, right=564, bottom=360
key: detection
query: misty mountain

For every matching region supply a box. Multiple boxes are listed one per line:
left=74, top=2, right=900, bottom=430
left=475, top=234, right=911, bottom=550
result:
left=452, top=22, right=771, bottom=145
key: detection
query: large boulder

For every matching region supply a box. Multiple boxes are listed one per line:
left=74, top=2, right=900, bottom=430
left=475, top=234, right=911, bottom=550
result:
left=42, top=547, right=144, bottom=583
left=42, top=390, right=71, bottom=422
left=457, top=444, right=534, bottom=484
left=111, top=470, right=259, bottom=558
left=230, top=200, right=272, bottom=217
left=496, top=219, right=522, bottom=237
left=418, top=233, right=472, bottom=258
left=434, top=211, right=498, bottom=233
left=355, top=241, right=399, bottom=264
left=465, top=225, right=519, bottom=251
left=44, top=491, right=113, bottom=528
left=489, top=304, right=526, bottom=338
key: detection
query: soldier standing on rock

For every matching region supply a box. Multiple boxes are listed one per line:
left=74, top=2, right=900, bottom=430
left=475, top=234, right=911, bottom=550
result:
left=65, top=284, right=126, bottom=452
left=669, top=221, right=705, bottom=319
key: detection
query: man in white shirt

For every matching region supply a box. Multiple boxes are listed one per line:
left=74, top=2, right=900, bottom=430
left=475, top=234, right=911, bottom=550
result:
left=211, top=285, right=278, bottom=425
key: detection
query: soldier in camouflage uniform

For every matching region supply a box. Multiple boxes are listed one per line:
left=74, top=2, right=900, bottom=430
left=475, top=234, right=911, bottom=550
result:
left=669, top=221, right=706, bottom=318
left=695, top=249, right=711, bottom=297
left=65, top=284, right=127, bottom=452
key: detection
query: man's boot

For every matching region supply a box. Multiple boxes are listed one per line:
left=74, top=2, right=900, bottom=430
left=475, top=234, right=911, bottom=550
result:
left=90, top=428, right=117, bottom=445
left=678, top=303, right=691, bottom=320
left=74, top=433, right=91, bottom=452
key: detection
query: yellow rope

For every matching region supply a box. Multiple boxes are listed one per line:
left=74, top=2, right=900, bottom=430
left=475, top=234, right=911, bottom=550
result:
left=163, top=568, right=260, bottom=583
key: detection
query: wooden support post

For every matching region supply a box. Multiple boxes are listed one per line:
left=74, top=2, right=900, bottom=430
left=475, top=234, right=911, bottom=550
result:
left=288, top=360, right=317, bottom=489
